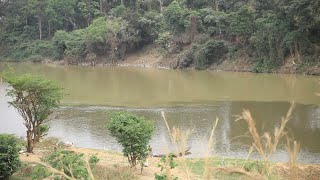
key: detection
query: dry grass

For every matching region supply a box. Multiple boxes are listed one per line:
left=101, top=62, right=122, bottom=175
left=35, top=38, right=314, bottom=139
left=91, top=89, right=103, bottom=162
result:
left=235, top=102, right=296, bottom=161
left=161, top=111, right=193, bottom=179
left=203, top=118, right=219, bottom=180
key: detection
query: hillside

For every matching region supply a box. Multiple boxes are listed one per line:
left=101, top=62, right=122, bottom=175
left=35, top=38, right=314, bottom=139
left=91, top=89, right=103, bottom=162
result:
left=0, top=0, right=319, bottom=74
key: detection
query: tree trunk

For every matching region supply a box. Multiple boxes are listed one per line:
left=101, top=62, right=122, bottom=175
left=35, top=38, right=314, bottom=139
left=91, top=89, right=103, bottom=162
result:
left=294, top=41, right=301, bottom=62
left=158, top=0, right=163, bottom=12
left=26, top=130, right=34, bottom=153
left=121, top=0, right=124, bottom=6
left=38, top=17, right=42, bottom=40
left=48, top=22, right=51, bottom=38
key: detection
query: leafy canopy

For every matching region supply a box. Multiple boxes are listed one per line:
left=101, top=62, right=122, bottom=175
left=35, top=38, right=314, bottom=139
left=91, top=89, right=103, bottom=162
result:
left=6, top=73, right=63, bottom=122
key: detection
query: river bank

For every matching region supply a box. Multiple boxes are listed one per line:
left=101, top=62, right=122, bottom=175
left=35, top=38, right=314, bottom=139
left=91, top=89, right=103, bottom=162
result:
left=12, top=137, right=320, bottom=180
left=36, top=45, right=320, bottom=76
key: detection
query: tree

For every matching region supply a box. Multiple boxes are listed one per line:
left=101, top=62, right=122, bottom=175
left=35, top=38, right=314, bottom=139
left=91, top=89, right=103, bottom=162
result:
left=106, top=112, right=154, bottom=170
left=250, top=13, right=289, bottom=68
left=4, top=73, right=63, bottom=153
left=27, top=0, right=48, bottom=40
left=163, top=1, right=188, bottom=34
left=228, top=6, right=255, bottom=45
left=0, top=134, right=21, bottom=180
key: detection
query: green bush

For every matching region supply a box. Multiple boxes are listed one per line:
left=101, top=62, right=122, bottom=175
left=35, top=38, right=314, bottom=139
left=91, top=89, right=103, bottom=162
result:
left=44, top=150, right=99, bottom=180
left=28, top=55, right=43, bottom=63
left=0, top=134, right=21, bottom=180
left=156, top=32, right=172, bottom=54
left=194, top=40, right=227, bottom=69
left=106, top=112, right=155, bottom=168
left=155, top=154, right=178, bottom=180
left=52, top=30, right=87, bottom=60
left=31, top=165, right=52, bottom=180
left=109, top=5, right=127, bottom=18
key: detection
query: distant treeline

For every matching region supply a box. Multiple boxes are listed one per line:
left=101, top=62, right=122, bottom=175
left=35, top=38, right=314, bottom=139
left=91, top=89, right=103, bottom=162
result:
left=0, top=0, right=319, bottom=71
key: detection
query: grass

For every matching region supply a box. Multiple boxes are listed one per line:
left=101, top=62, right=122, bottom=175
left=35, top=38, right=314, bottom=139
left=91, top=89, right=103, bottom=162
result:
left=187, top=158, right=275, bottom=179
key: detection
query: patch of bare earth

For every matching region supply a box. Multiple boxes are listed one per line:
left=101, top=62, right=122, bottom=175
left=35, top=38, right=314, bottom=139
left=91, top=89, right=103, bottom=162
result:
left=117, top=45, right=176, bottom=69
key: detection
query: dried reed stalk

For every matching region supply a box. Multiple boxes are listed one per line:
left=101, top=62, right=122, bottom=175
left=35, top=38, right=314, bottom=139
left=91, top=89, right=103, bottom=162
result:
left=203, top=118, right=219, bottom=180
left=236, top=103, right=295, bottom=161
left=161, top=111, right=192, bottom=179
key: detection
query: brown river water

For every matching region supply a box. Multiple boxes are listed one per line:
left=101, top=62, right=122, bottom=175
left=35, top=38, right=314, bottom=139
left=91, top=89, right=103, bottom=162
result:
left=1, top=62, right=320, bottom=163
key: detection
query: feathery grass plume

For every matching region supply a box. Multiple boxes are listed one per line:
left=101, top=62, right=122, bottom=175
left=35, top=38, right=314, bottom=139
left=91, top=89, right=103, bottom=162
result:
left=286, top=136, right=300, bottom=179
left=235, top=109, right=266, bottom=160
left=203, top=118, right=219, bottom=180
left=236, top=102, right=295, bottom=160
left=161, top=111, right=192, bottom=179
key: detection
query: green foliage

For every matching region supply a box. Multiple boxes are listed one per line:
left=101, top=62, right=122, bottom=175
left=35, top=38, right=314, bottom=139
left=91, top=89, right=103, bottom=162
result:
left=106, top=112, right=155, bottom=167
left=155, top=154, right=178, bottom=180
left=3, top=39, right=54, bottom=60
left=250, top=13, right=290, bottom=70
left=44, top=150, right=99, bottom=180
left=198, top=8, right=229, bottom=36
left=0, top=134, right=21, bottom=180
left=155, top=32, right=172, bottom=54
left=228, top=6, right=255, bottom=43
left=163, top=1, right=188, bottom=34
left=4, top=73, right=63, bottom=152
left=54, top=29, right=87, bottom=58
left=37, top=125, right=50, bottom=140
left=109, top=5, right=127, bottom=18
left=194, top=40, right=227, bottom=69
left=0, top=0, right=319, bottom=69
left=138, top=11, right=165, bottom=43
left=28, top=55, right=43, bottom=63
left=31, top=165, right=52, bottom=180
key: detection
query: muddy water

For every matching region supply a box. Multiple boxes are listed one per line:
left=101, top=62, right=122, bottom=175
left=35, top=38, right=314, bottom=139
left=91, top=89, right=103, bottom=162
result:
left=1, top=62, right=320, bottom=163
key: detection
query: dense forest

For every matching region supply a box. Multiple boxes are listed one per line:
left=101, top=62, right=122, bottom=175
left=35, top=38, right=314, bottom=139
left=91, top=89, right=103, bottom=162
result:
left=0, top=0, right=319, bottom=72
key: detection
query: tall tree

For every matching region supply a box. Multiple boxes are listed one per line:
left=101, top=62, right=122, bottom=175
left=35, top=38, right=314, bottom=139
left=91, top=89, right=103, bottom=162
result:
left=5, top=73, right=63, bottom=153
left=27, top=0, right=48, bottom=40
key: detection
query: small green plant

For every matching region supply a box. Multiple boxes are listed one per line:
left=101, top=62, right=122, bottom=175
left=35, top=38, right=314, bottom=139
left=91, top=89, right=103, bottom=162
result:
left=156, top=32, right=172, bottom=54
left=31, top=165, right=52, bottom=180
left=155, top=153, right=178, bottom=180
left=44, top=150, right=99, bottom=180
left=0, top=134, right=21, bottom=179
left=106, top=112, right=155, bottom=170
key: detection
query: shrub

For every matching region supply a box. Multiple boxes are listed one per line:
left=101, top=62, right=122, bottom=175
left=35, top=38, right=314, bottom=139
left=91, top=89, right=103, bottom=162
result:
left=156, top=32, right=172, bottom=54
left=194, top=40, right=227, bottom=69
left=31, top=165, right=52, bottom=180
left=44, top=150, right=99, bottom=180
left=28, top=55, right=43, bottom=63
left=106, top=112, right=155, bottom=169
left=52, top=30, right=87, bottom=60
left=0, top=134, right=21, bottom=179
left=155, top=154, right=178, bottom=180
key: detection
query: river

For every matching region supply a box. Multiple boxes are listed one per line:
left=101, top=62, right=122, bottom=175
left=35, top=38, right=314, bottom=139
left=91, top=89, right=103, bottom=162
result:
left=1, top=62, right=320, bottom=163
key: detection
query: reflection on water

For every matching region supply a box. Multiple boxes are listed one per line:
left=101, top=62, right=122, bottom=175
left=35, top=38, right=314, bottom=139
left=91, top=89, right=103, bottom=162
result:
left=1, top=63, right=320, bottom=163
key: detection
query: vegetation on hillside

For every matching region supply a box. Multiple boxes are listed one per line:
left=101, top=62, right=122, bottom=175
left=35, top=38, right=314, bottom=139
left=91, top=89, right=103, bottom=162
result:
left=0, top=0, right=319, bottom=72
